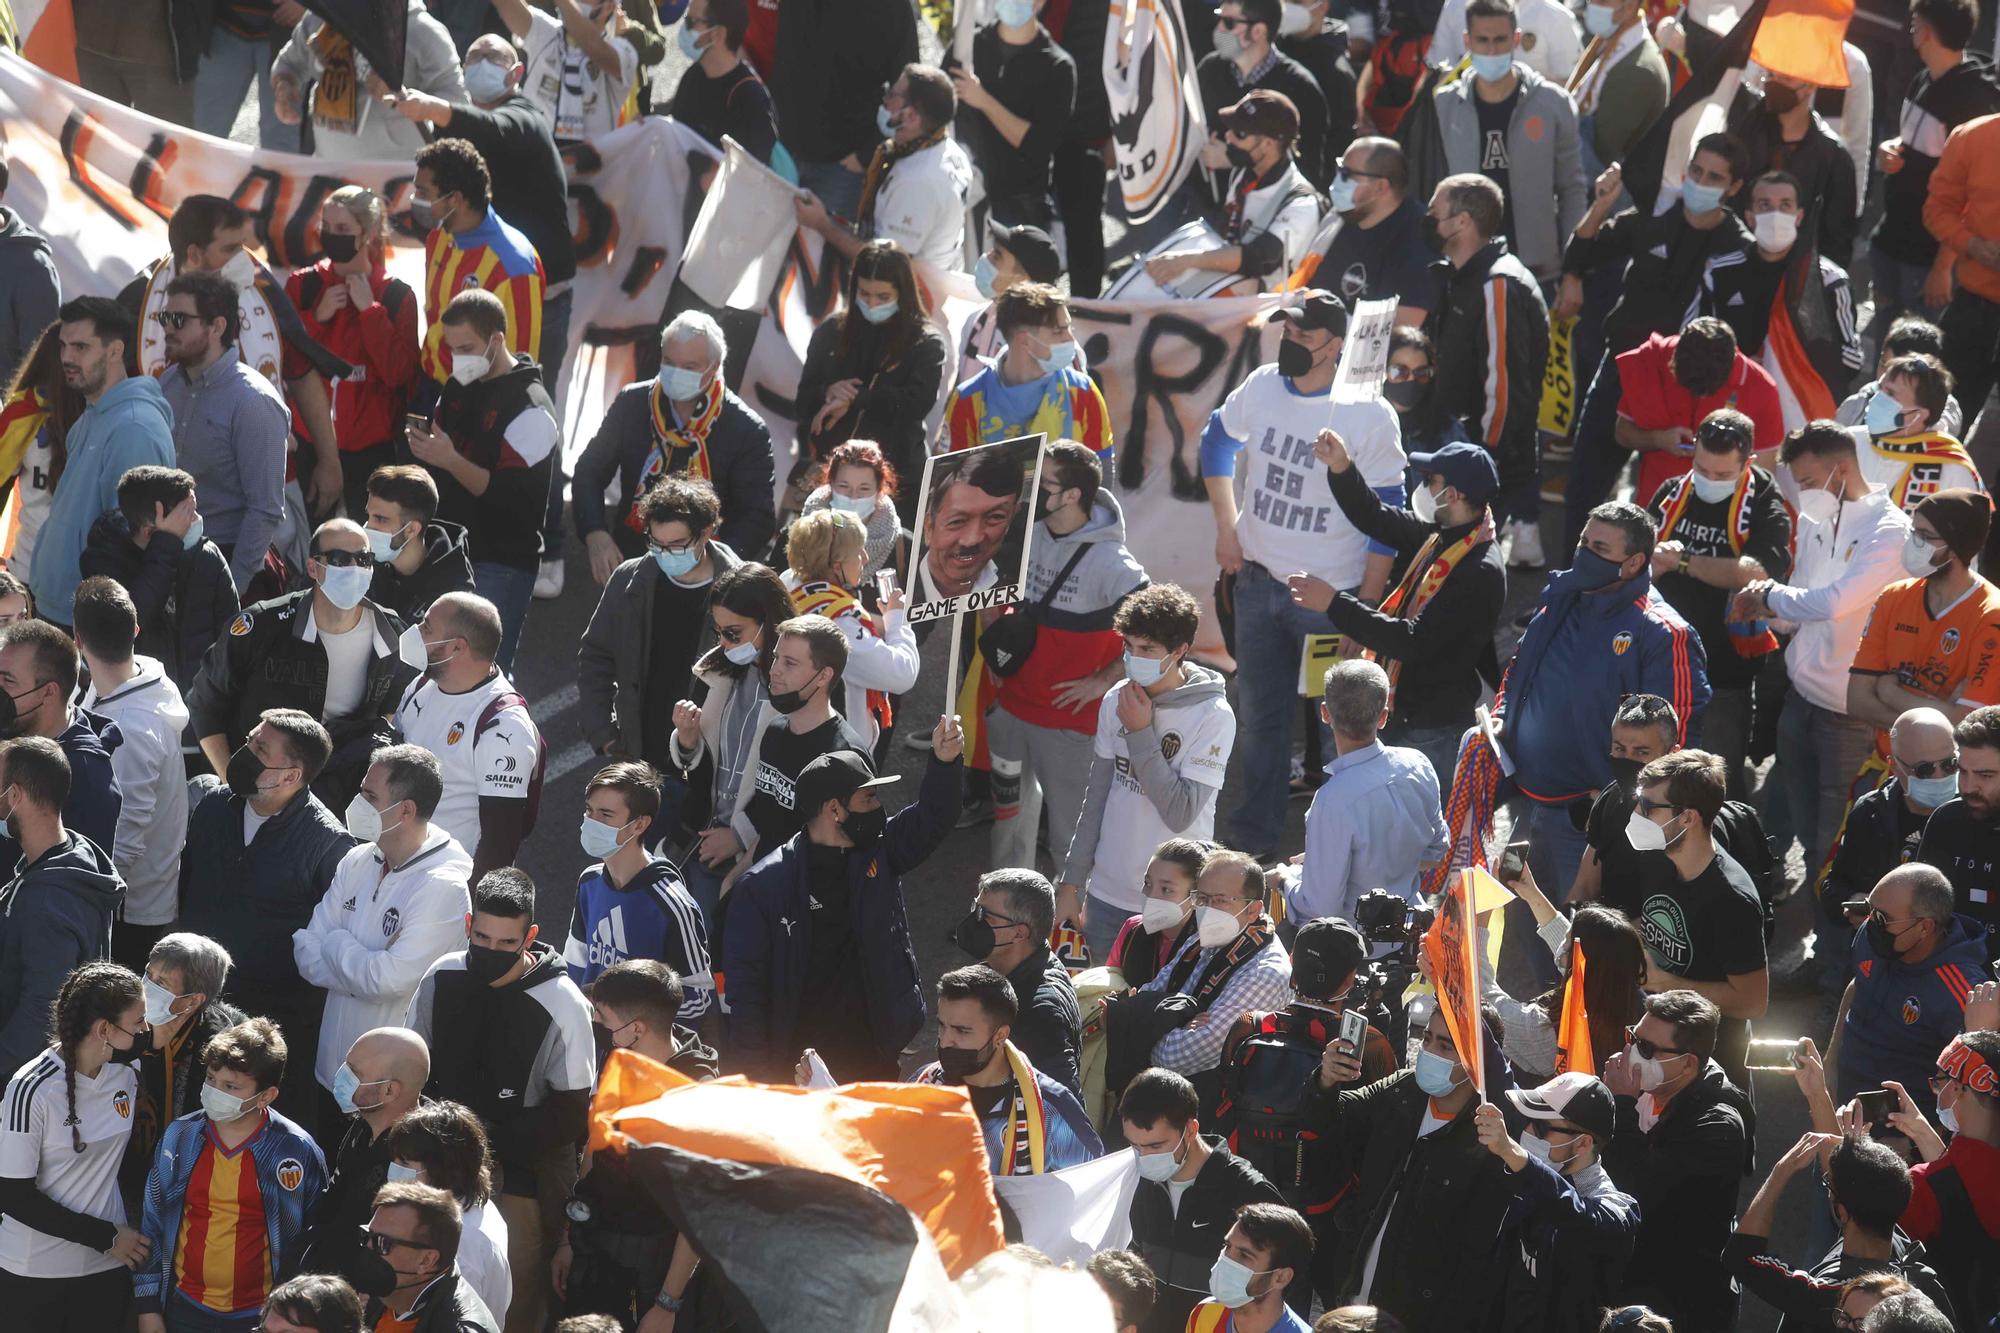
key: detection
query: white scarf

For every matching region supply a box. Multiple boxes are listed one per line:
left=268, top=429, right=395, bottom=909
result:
left=138, top=259, right=284, bottom=391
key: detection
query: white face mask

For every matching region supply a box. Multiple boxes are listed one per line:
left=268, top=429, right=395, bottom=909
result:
left=143, top=977, right=183, bottom=1028
left=1689, top=470, right=1739, bottom=504
left=1939, top=1095, right=1961, bottom=1134
left=1903, top=533, right=1947, bottom=579
left=201, top=1082, right=258, bottom=1124
left=1410, top=479, right=1441, bottom=523
left=1197, top=904, right=1245, bottom=948
left=1142, top=895, right=1190, bottom=935
left=344, top=793, right=402, bottom=845
left=1754, top=209, right=1799, bottom=251
left=1795, top=471, right=1843, bottom=524
left=1135, top=1128, right=1189, bottom=1181
left=1625, top=808, right=1673, bottom=852
left=317, top=562, right=371, bottom=611
left=449, top=348, right=493, bottom=386
left=218, top=249, right=258, bottom=290
left=1207, top=1253, right=1266, bottom=1309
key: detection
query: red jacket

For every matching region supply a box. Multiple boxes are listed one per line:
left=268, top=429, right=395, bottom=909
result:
left=287, top=260, right=420, bottom=453
left=1616, top=333, right=1784, bottom=508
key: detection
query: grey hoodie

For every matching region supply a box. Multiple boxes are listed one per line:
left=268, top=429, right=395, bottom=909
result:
left=0, top=831, right=124, bottom=1075
left=1062, top=662, right=1233, bottom=885
left=1022, top=492, right=1150, bottom=632
left=0, top=207, right=60, bottom=392
left=1434, top=63, right=1588, bottom=281
left=273, top=0, right=469, bottom=162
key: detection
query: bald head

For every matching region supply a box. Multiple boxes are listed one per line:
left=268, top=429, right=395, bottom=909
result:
left=1891, top=707, right=1956, bottom=763
left=467, top=33, right=518, bottom=68
left=345, top=1027, right=430, bottom=1125
left=312, top=517, right=368, bottom=557
left=424, top=591, right=502, bottom=666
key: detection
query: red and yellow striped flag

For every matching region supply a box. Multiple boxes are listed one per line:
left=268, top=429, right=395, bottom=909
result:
left=1554, top=942, right=1594, bottom=1076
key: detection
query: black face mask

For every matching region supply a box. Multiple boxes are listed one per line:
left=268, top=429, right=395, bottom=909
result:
left=225, top=744, right=269, bottom=798
left=351, top=1245, right=427, bottom=1299
left=465, top=942, right=522, bottom=985
left=768, top=673, right=822, bottom=715
left=0, top=681, right=43, bottom=740
left=936, top=1040, right=993, bottom=1083
left=1421, top=213, right=1448, bottom=253
left=1608, top=755, right=1645, bottom=793
left=951, top=908, right=997, bottom=960
left=1225, top=143, right=1255, bottom=170
left=843, top=803, right=887, bottom=850
left=106, top=1033, right=146, bottom=1065
left=1383, top=379, right=1430, bottom=412
left=1762, top=82, right=1802, bottom=114
left=321, top=232, right=361, bottom=264
left=1866, top=917, right=1918, bottom=960
left=1276, top=338, right=1317, bottom=378
left=1033, top=488, right=1063, bottom=523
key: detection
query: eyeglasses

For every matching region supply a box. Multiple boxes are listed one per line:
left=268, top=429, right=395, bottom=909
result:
left=1870, top=911, right=1923, bottom=934
left=1632, top=795, right=1683, bottom=818
left=313, top=549, right=375, bottom=569
left=1215, top=14, right=1250, bottom=26
left=357, top=1227, right=430, bottom=1257
left=1623, top=1025, right=1687, bottom=1061
left=151, top=311, right=199, bottom=330
left=1190, top=891, right=1252, bottom=910
left=647, top=540, right=698, bottom=556
left=1833, top=1310, right=1864, bottom=1331
left=1385, top=365, right=1435, bottom=384
left=1335, top=165, right=1388, bottom=183
left=1899, top=754, right=1960, bottom=779
left=1928, top=1070, right=1964, bottom=1096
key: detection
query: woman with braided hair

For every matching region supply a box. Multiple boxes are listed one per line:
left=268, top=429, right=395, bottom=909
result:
left=0, top=960, right=150, bottom=1327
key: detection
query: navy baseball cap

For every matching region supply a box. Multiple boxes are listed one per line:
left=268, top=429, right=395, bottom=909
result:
left=990, top=223, right=1063, bottom=285
left=1408, top=442, right=1501, bottom=506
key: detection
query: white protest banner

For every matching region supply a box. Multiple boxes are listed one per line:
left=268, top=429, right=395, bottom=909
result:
left=1104, top=0, right=1206, bottom=225
left=1331, top=296, right=1398, bottom=404
left=991, top=1148, right=1140, bottom=1267
left=4, top=50, right=1281, bottom=651
left=678, top=135, right=801, bottom=312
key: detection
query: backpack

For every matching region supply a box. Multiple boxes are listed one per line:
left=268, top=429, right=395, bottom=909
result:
left=476, top=690, right=545, bottom=835
left=1226, top=1015, right=1328, bottom=1207
left=1714, top=800, right=1780, bottom=938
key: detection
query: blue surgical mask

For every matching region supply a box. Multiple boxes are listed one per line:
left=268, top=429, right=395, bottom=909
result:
left=181, top=514, right=205, bottom=552
left=1907, top=772, right=1959, bottom=809
left=579, top=814, right=633, bottom=860
left=1036, top=339, right=1080, bottom=376
left=661, top=366, right=708, bottom=401
left=653, top=546, right=700, bottom=578
left=1470, top=51, right=1515, bottom=82
left=1865, top=389, right=1908, bottom=437
left=1569, top=545, right=1627, bottom=590
left=677, top=23, right=708, bottom=60
left=1329, top=172, right=1360, bottom=213
left=877, top=105, right=897, bottom=138
left=831, top=492, right=875, bottom=517
left=1689, top=471, right=1738, bottom=504
left=463, top=59, right=511, bottom=103
left=332, top=1062, right=387, bottom=1116
left=1682, top=178, right=1727, bottom=214
left=974, top=254, right=1001, bottom=299
left=1125, top=652, right=1173, bottom=688
left=724, top=640, right=760, bottom=666
left=385, top=1161, right=423, bottom=1184
left=366, top=525, right=403, bottom=565
left=1583, top=1, right=1617, bottom=36
left=1414, top=1047, right=1461, bottom=1096
left=318, top=562, right=372, bottom=611
left=858, top=296, right=899, bottom=324
left=1939, top=1097, right=1960, bottom=1134
left=995, top=0, right=1036, bottom=25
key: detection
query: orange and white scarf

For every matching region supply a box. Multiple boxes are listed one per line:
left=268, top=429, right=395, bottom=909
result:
left=790, top=579, right=893, bottom=734
left=627, top=379, right=724, bottom=535
left=138, top=259, right=283, bottom=390
left=1370, top=514, right=1494, bottom=692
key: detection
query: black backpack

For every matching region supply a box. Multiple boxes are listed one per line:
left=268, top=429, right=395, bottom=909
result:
left=1227, top=1017, right=1327, bottom=1207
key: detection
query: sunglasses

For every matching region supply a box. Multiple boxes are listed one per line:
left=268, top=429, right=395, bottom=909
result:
left=1385, top=365, right=1435, bottom=384
left=1623, top=1025, right=1687, bottom=1062
left=1632, top=795, right=1682, bottom=818
left=314, top=549, right=376, bottom=569
left=1335, top=165, right=1389, bottom=184
left=1900, top=754, right=1960, bottom=780
left=357, top=1227, right=430, bottom=1257
left=151, top=311, right=201, bottom=330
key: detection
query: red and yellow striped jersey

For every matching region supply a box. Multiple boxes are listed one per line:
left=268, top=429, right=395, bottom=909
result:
left=420, top=210, right=547, bottom=386
left=173, top=1120, right=273, bottom=1314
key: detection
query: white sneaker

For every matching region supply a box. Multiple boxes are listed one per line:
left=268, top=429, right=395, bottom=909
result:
left=533, top=557, right=565, bottom=600
left=1504, top=519, right=1545, bottom=569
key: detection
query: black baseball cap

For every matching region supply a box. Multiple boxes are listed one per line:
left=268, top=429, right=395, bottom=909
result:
left=1270, top=289, right=1349, bottom=337
left=1505, top=1072, right=1617, bottom=1140
left=1219, top=88, right=1301, bottom=143
left=1407, top=442, right=1502, bottom=506
left=1292, top=918, right=1366, bottom=996
left=794, top=749, right=899, bottom=817
left=991, top=223, right=1063, bottom=285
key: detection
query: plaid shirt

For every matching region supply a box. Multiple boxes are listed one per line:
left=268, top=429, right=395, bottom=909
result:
left=1140, top=925, right=1294, bottom=1074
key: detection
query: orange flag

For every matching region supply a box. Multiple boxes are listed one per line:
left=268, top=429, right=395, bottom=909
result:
left=1422, top=869, right=1489, bottom=1096
left=589, top=1049, right=1006, bottom=1277
left=1554, top=940, right=1595, bottom=1076
left=1750, top=0, right=1854, bottom=88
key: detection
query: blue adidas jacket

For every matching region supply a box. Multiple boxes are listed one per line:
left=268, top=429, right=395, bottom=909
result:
left=1498, top=563, right=1710, bottom=803
left=1838, top=914, right=1993, bottom=1121
left=915, top=1052, right=1103, bottom=1176
left=565, top=855, right=714, bottom=1022
left=135, top=1107, right=328, bottom=1315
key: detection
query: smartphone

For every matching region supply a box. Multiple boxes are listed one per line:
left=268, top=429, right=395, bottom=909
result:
left=1496, top=840, right=1530, bottom=882
left=1841, top=899, right=1871, bottom=918
left=1855, top=1089, right=1897, bottom=1124
left=875, top=568, right=897, bottom=602
left=1337, top=1007, right=1368, bottom=1056
left=405, top=412, right=430, bottom=434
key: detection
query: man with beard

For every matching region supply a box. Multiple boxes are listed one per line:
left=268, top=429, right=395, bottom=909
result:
left=30, top=298, right=174, bottom=630
left=909, top=963, right=1100, bottom=1176
left=916, top=445, right=1027, bottom=606
left=0, top=620, right=121, bottom=869
left=1915, top=704, right=2000, bottom=956
left=1307, top=137, right=1438, bottom=323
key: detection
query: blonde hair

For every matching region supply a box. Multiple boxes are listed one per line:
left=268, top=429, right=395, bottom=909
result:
left=787, top=509, right=867, bottom=585
left=325, top=185, right=388, bottom=259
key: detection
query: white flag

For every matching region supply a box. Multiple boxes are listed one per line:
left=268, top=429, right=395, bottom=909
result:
left=1331, top=297, right=1399, bottom=404
left=1104, top=0, right=1206, bottom=225
left=991, top=1148, right=1141, bottom=1266
left=678, top=135, right=802, bottom=311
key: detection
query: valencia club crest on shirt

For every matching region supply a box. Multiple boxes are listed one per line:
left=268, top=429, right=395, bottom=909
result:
left=229, top=612, right=253, bottom=637
left=1944, top=628, right=1962, bottom=655
left=277, top=1158, right=305, bottom=1191
left=112, top=1089, right=131, bottom=1119
left=382, top=907, right=401, bottom=937
left=1612, top=631, right=1634, bottom=657
left=446, top=721, right=465, bottom=746
left=1904, top=996, right=1923, bottom=1025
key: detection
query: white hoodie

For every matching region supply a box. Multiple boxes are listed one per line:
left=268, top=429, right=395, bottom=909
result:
left=82, top=655, right=189, bottom=927
left=293, top=830, right=473, bottom=1089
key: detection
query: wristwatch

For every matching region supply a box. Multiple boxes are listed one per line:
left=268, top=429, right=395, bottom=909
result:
left=656, top=1290, right=685, bottom=1313
left=1676, top=551, right=1691, bottom=574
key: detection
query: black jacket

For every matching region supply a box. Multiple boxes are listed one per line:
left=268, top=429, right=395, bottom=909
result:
left=1875, top=54, right=2000, bottom=266
left=724, top=753, right=960, bottom=1080
left=1726, top=95, right=1858, bottom=268
left=1129, top=1136, right=1286, bottom=1333
left=1603, top=1060, right=1756, bottom=1333
left=961, top=24, right=1077, bottom=205
left=0, top=831, right=124, bottom=1077
left=439, top=95, right=577, bottom=287
left=1645, top=465, right=1795, bottom=691
left=1006, top=946, right=1083, bottom=1095
left=120, top=996, right=249, bottom=1200
left=577, top=540, right=742, bottom=758
left=361, top=1271, right=498, bottom=1333
left=793, top=316, right=947, bottom=481
left=1196, top=48, right=1331, bottom=187
left=1300, top=1069, right=1521, bottom=1333
left=432, top=355, right=557, bottom=571
left=572, top=380, right=778, bottom=561
left=1426, top=240, right=1548, bottom=496
left=179, top=778, right=356, bottom=990
left=366, top=520, right=478, bottom=624
left=1820, top=777, right=1931, bottom=926
left=772, top=0, right=919, bottom=165
left=301, top=1112, right=395, bottom=1279
left=1565, top=201, right=1754, bottom=356
left=1913, top=797, right=2000, bottom=959
left=81, top=510, right=240, bottom=698
left=1321, top=462, right=1504, bottom=732
left=0, top=709, right=123, bottom=875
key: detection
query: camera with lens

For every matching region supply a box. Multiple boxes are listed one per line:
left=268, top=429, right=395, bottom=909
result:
left=1354, top=888, right=1435, bottom=945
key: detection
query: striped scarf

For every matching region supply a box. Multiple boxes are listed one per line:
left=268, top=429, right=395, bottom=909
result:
left=1424, top=726, right=1504, bottom=900
left=790, top=580, right=893, bottom=734
left=1371, top=516, right=1494, bottom=692
left=1869, top=431, right=1979, bottom=512
left=857, top=123, right=949, bottom=234
left=309, top=25, right=360, bottom=134
left=0, top=387, right=48, bottom=488
left=1654, top=469, right=1779, bottom=657
left=917, top=1041, right=1049, bottom=1175
left=629, top=380, right=724, bottom=535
